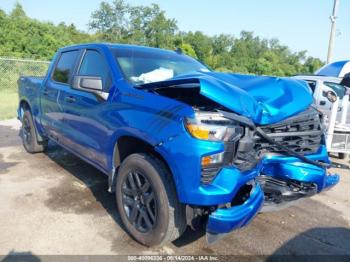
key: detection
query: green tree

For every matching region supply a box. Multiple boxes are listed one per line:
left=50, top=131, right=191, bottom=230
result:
left=181, top=43, right=197, bottom=58
left=128, top=4, right=177, bottom=48
left=183, top=31, right=212, bottom=64
left=303, top=57, right=324, bottom=74
left=0, top=3, right=93, bottom=60
left=90, top=0, right=177, bottom=48
left=10, top=2, right=26, bottom=18
left=0, top=1, right=325, bottom=77
left=89, top=0, right=130, bottom=42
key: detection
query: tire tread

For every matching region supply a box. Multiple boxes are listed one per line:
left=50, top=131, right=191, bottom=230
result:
left=21, top=110, right=47, bottom=153
left=116, top=153, right=186, bottom=246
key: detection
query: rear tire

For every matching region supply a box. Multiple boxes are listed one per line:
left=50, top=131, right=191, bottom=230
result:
left=116, top=153, right=186, bottom=246
left=21, top=110, right=47, bottom=153
left=338, top=153, right=348, bottom=160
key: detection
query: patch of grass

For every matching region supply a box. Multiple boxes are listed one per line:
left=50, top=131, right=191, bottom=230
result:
left=0, top=59, right=49, bottom=120
left=0, top=90, right=18, bottom=120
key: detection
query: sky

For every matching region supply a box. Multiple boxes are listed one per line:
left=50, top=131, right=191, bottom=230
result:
left=1, top=0, right=349, bottom=62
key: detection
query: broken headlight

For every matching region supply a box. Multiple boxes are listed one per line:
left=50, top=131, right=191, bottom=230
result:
left=184, top=111, right=243, bottom=142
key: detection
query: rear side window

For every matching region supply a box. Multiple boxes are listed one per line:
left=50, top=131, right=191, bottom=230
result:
left=79, top=50, right=112, bottom=92
left=52, top=50, right=79, bottom=84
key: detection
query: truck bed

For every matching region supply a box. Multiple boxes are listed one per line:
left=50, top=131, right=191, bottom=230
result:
left=18, top=76, right=44, bottom=118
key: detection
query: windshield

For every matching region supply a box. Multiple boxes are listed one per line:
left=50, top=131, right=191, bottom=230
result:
left=111, top=46, right=209, bottom=85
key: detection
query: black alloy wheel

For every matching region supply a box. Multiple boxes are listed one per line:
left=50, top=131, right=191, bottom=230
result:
left=122, top=171, right=157, bottom=233
left=115, top=153, right=186, bottom=246
left=21, top=109, right=47, bottom=153
left=22, top=116, right=32, bottom=146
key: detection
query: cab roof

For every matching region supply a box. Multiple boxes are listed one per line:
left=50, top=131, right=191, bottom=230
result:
left=58, top=43, right=179, bottom=56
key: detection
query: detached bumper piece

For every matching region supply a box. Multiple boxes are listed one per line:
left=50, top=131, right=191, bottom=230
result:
left=257, top=175, right=317, bottom=212
left=258, top=158, right=340, bottom=212
left=206, top=184, right=264, bottom=244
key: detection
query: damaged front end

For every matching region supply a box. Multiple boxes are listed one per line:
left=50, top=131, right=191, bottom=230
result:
left=221, top=106, right=340, bottom=211
left=140, top=72, right=341, bottom=243
left=188, top=106, right=339, bottom=242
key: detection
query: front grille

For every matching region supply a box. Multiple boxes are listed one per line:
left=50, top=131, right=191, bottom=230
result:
left=201, top=107, right=324, bottom=184
left=255, top=107, right=323, bottom=155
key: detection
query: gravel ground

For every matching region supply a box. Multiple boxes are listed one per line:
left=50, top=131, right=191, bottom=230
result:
left=0, top=118, right=349, bottom=257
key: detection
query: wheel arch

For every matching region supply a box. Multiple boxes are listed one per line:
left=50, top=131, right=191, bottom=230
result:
left=108, top=135, right=178, bottom=194
left=18, top=99, right=32, bottom=119
left=19, top=99, right=46, bottom=143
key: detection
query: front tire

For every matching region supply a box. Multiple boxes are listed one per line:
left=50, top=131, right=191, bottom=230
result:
left=21, top=110, right=47, bottom=153
left=116, top=153, right=186, bottom=246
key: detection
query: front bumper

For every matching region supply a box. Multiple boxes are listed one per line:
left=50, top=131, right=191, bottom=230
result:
left=259, top=145, right=340, bottom=211
left=261, top=146, right=339, bottom=192
left=158, top=133, right=339, bottom=240
left=206, top=183, right=264, bottom=238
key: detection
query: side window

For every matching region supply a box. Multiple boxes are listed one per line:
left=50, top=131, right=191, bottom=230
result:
left=52, top=50, right=79, bottom=84
left=79, top=50, right=112, bottom=92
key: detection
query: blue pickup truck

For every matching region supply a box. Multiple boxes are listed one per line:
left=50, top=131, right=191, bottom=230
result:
left=18, top=43, right=340, bottom=246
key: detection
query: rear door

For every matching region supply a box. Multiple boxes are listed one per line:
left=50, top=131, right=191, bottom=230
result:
left=60, top=49, right=114, bottom=170
left=40, top=50, right=80, bottom=141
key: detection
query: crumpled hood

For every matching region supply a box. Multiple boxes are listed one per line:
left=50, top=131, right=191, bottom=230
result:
left=199, top=72, right=313, bottom=125
left=140, top=71, right=313, bottom=125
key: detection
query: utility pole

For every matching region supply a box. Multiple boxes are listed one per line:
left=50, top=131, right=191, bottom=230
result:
left=327, top=0, right=340, bottom=64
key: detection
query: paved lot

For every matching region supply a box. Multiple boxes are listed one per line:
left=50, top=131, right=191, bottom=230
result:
left=0, top=119, right=350, bottom=256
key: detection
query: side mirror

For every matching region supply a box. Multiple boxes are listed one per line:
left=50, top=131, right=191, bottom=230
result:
left=326, top=91, right=338, bottom=103
left=322, top=90, right=337, bottom=103
left=72, top=76, right=109, bottom=100
left=73, top=76, right=102, bottom=91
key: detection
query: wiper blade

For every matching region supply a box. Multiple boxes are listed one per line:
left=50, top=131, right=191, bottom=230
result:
left=136, top=78, right=200, bottom=90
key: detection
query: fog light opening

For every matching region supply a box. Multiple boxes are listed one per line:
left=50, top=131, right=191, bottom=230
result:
left=230, top=184, right=253, bottom=207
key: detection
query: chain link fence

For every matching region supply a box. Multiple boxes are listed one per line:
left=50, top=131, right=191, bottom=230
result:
left=0, top=57, right=50, bottom=92
left=0, top=57, right=50, bottom=120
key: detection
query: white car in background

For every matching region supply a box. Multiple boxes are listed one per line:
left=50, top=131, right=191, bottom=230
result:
left=293, top=74, right=350, bottom=159
left=292, top=74, right=348, bottom=114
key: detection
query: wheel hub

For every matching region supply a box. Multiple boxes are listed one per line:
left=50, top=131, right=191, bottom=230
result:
left=122, top=171, right=157, bottom=233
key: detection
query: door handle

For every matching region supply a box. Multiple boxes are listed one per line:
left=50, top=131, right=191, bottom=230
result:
left=65, top=96, right=76, bottom=103
left=320, top=101, right=326, bottom=106
left=43, top=89, right=49, bottom=96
